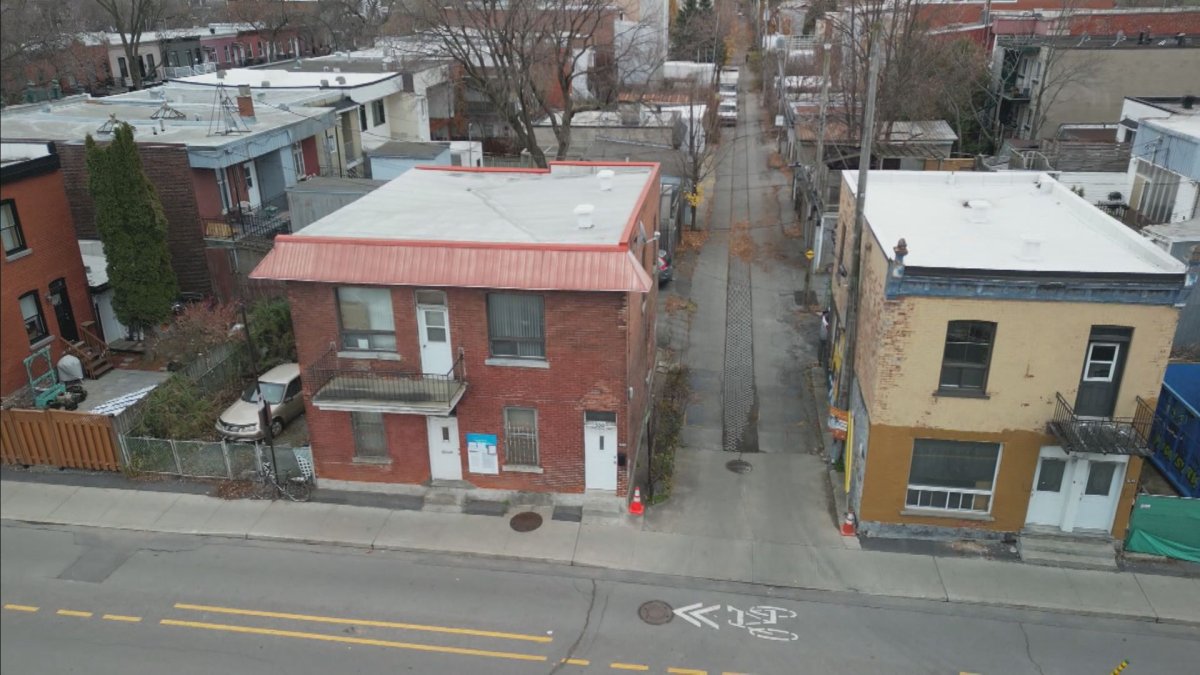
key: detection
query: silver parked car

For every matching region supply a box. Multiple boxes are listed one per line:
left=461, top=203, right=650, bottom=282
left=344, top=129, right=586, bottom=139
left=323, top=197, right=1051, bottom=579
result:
left=216, top=363, right=304, bottom=440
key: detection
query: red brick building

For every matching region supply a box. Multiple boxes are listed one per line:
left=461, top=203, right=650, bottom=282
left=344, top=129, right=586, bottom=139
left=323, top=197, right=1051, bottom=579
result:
left=252, top=162, right=661, bottom=497
left=1, top=143, right=95, bottom=397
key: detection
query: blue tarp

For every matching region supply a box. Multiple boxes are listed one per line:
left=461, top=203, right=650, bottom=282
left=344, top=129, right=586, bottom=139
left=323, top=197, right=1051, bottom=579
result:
left=1147, top=364, right=1200, bottom=498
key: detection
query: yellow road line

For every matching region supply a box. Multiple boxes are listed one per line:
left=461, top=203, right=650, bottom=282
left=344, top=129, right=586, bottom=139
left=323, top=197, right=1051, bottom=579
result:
left=668, top=669, right=707, bottom=675
left=56, top=610, right=93, bottom=618
left=159, top=619, right=548, bottom=662
left=562, top=658, right=591, bottom=666
left=610, top=664, right=650, bottom=671
left=102, top=614, right=142, bottom=623
left=173, top=603, right=551, bottom=643
left=3, top=604, right=39, bottom=613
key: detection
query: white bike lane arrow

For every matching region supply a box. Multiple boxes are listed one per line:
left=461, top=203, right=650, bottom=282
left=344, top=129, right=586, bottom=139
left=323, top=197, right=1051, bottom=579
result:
left=673, top=602, right=721, bottom=629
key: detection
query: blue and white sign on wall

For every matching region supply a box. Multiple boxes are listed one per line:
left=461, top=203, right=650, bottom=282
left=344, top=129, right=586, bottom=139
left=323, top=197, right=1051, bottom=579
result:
left=466, top=433, right=499, bottom=475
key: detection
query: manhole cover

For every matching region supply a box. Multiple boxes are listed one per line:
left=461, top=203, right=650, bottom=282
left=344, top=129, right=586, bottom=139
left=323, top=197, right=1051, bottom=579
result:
left=509, top=511, right=543, bottom=532
left=638, top=600, right=674, bottom=625
left=726, top=459, right=753, bottom=474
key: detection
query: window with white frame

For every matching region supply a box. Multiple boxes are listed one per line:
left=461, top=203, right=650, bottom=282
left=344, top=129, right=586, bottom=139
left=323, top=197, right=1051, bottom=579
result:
left=1082, top=342, right=1120, bottom=382
left=487, top=293, right=545, bottom=359
left=337, top=287, right=396, bottom=351
left=504, top=407, right=539, bottom=466
left=372, top=99, right=387, bottom=127
left=351, top=411, right=388, bottom=459
left=19, top=291, right=48, bottom=345
left=905, top=439, right=1001, bottom=513
left=292, top=142, right=306, bottom=177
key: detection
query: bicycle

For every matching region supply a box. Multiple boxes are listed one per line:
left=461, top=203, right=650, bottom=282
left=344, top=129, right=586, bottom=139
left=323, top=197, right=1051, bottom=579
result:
left=257, top=456, right=314, bottom=502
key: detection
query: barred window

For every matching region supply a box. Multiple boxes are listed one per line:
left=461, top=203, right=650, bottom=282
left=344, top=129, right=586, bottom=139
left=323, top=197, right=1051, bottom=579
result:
left=504, top=407, right=539, bottom=466
left=351, top=412, right=388, bottom=459
left=487, top=293, right=545, bottom=359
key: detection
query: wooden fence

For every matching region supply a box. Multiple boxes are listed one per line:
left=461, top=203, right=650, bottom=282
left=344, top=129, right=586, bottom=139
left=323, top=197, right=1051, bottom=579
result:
left=0, top=408, right=120, bottom=471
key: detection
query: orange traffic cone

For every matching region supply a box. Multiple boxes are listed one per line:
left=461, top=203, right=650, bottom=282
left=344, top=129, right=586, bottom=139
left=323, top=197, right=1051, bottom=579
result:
left=629, top=487, right=645, bottom=516
left=840, top=511, right=857, bottom=537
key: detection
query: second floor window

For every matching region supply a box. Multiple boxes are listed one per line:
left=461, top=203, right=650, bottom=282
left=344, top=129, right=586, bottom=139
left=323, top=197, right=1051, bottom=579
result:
left=939, top=320, right=996, bottom=393
left=487, top=293, right=545, bottom=359
left=2, top=200, right=27, bottom=256
left=337, top=287, right=396, bottom=351
left=372, top=100, right=387, bottom=127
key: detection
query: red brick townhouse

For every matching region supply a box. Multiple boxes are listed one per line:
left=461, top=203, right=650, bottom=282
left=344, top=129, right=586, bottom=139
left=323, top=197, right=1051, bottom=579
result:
left=252, top=162, right=661, bottom=497
left=1, top=143, right=95, bottom=398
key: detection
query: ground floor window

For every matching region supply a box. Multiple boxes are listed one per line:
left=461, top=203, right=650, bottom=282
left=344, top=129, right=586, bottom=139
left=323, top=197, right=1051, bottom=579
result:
left=351, top=411, right=388, bottom=459
left=905, top=439, right=1001, bottom=513
left=503, top=407, right=539, bottom=466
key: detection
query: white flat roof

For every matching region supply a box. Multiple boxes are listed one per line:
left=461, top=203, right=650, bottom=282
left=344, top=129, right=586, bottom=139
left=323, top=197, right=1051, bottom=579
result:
left=297, top=165, right=655, bottom=245
left=845, top=171, right=1186, bottom=275
left=176, top=68, right=400, bottom=89
left=0, top=142, right=52, bottom=165
left=1144, top=115, right=1200, bottom=139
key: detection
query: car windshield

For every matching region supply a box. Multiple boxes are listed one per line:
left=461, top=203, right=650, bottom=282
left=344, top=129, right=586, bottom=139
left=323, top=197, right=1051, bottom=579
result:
left=241, top=381, right=286, bottom=405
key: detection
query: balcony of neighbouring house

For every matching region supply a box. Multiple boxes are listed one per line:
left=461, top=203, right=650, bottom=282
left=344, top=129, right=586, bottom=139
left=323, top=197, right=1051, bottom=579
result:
left=306, top=347, right=468, bottom=415
left=204, top=194, right=292, bottom=244
left=1047, top=392, right=1155, bottom=456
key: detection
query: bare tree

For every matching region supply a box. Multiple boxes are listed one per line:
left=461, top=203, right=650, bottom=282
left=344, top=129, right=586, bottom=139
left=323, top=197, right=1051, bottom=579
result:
left=222, top=0, right=304, bottom=62
left=1022, top=11, right=1099, bottom=139
left=313, top=0, right=398, bottom=51
left=671, top=91, right=722, bottom=231
left=93, top=0, right=172, bottom=89
left=398, top=0, right=662, bottom=167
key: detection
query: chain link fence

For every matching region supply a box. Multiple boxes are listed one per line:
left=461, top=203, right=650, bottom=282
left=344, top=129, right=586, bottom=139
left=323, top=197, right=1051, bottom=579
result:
left=119, top=435, right=312, bottom=481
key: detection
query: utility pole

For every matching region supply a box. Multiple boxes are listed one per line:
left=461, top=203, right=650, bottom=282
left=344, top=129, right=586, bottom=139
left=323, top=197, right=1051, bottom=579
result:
left=801, top=43, right=833, bottom=305
left=834, top=36, right=880, bottom=430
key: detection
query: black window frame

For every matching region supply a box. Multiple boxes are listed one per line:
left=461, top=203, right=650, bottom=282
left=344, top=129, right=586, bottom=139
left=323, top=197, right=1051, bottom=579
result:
left=2, top=199, right=28, bottom=256
left=19, top=290, right=49, bottom=345
left=486, top=293, right=545, bottom=359
left=335, top=286, right=397, bottom=352
left=372, top=99, right=387, bottom=127
left=938, top=320, right=997, bottom=394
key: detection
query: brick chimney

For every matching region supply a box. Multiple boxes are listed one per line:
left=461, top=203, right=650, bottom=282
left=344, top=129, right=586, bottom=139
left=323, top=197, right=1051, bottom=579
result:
left=236, top=84, right=255, bottom=120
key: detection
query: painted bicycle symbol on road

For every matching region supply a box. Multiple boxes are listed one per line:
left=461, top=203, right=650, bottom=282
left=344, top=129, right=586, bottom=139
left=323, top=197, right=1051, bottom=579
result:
left=673, top=603, right=799, bottom=641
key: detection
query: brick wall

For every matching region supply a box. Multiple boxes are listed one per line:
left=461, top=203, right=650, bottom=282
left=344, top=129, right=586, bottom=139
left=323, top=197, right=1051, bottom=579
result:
left=57, top=142, right=211, bottom=296
left=289, top=282, right=638, bottom=493
left=1, top=166, right=95, bottom=397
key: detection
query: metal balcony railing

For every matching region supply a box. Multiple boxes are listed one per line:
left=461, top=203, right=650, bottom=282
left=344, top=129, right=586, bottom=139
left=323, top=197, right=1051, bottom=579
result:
left=307, top=347, right=467, bottom=410
left=1047, top=392, right=1154, bottom=456
left=204, top=194, right=291, bottom=242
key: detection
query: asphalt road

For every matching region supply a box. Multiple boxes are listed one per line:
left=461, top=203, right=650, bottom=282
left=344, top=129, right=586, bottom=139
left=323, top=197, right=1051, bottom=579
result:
left=1, top=522, right=1195, bottom=674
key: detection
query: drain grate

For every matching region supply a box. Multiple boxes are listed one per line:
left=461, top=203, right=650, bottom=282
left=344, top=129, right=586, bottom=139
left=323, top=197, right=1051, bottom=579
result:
left=726, top=459, right=753, bottom=474
left=509, top=511, right=543, bottom=532
left=638, top=600, right=674, bottom=625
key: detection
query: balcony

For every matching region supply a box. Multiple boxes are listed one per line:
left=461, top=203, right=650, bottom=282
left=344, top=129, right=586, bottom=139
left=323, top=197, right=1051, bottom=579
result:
left=204, top=194, right=292, bottom=244
left=1000, top=85, right=1032, bottom=101
left=307, top=348, right=468, bottom=415
left=1047, top=393, right=1154, bottom=457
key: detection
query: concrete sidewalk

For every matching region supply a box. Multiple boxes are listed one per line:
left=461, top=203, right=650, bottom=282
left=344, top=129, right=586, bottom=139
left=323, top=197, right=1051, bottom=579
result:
left=3, top=479, right=1198, bottom=626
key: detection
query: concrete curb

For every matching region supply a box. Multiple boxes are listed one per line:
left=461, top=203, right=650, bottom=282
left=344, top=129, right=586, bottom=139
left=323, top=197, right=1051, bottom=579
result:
left=6, top=515, right=1197, bottom=628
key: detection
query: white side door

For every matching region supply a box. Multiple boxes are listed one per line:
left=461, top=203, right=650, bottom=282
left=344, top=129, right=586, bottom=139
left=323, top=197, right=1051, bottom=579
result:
left=1025, top=446, right=1070, bottom=528
left=416, top=304, right=453, bottom=375
left=1074, top=459, right=1126, bottom=532
left=427, top=416, right=462, bottom=481
left=584, top=413, right=618, bottom=491
left=243, top=161, right=262, bottom=208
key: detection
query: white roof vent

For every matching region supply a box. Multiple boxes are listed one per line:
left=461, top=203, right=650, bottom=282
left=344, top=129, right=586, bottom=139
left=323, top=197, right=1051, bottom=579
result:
left=964, top=199, right=991, bottom=224
left=1036, top=173, right=1056, bottom=194
left=574, top=203, right=596, bottom=229
left=597, top=168, right=615, bottom=191
left=1018, top=235, right=1043, bottom=262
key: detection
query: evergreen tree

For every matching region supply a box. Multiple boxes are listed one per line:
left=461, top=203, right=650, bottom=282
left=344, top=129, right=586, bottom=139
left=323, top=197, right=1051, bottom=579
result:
left=84, top=124, right=178, bottom=336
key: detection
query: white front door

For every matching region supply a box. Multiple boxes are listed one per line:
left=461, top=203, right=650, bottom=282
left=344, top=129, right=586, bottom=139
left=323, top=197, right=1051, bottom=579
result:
left=427, top=416, right=462, bottom=481
left=1026, top=446, right=1070, bottom=527
left=584, top=413, right=618, bottom=491
left=417, top=304, right=453, bottom=375
left=1075, top=460, right=1125, bottom=532
left=242, top=161, right=261, bottom=208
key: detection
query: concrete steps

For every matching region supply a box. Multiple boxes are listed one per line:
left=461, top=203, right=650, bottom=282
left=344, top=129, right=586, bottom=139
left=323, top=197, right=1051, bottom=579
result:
left=1018, top=531, right=1118, bottom=571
